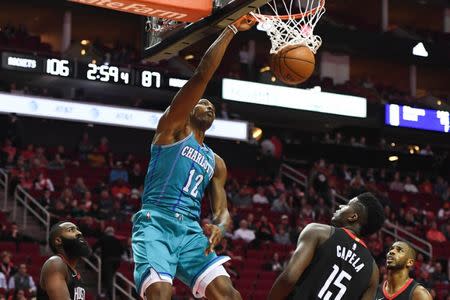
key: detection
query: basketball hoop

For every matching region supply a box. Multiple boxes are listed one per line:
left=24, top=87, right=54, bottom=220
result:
left=249, top=0, right=325, bottom=54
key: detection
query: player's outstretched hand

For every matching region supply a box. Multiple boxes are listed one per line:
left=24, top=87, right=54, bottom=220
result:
left=232, top=15, right=256, bottom=31
left=204, top=224, right=223, bottom=255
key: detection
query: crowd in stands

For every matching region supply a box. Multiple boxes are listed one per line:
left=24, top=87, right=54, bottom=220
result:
left=1, top=20, right=448, bottom=109
left=0, top=23, right=52, bottom=53
left=0, top=118, right=448, bottom=298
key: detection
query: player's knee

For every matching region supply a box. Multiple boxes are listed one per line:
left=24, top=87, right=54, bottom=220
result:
left=145, top=282, right=172, bottom=300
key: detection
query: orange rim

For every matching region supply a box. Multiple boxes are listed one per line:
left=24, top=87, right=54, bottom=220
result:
left=248, top=0, right=325, bottom=21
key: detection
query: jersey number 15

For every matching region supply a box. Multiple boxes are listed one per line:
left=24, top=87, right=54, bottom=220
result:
left=318, top=264, right=352, bottom=300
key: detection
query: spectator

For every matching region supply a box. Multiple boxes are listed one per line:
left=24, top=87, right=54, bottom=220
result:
left=0, top=252, right=15, bottom=282
left=253, top=186, right=269, bottom=204
left=20, top=144, right=34, bottom=161
left=109, top=161, right=128, bottom=183
left=97, top=136, right=109, bottom=154
left=268, top=252, right=283, bottom=272
left=314, top=197, right=331, bottom=221
left=245, top=213, right=257, bottom=231
left=19, top=171, right=33, bottom=190
left=73, top=177, right=88, bottom=197
left=110, top=179, right=131, bottom=198
left=0, top=271, right=6, bottom=292
left=232, top=220, right=255, bottom=243
left=78, top=132, right=93, bottom=160
left=426, top=222, right=447, bottom=243
left=6, top=223, right=23, bottom=244
left=0, top=225, right=7, bottom=241
left=231, top=185, right=253, bottom=208
left=271, top=193, right=292, bottom=214
left=404, top=176, right=418, bottom=193
left=256, top=215, right=275, bottom=242
left=12, top=289, right=27, bottom=300
left=34, top=172, right=54, bottom=192
left=8, top=264, right=36, bottom=295
left=38, top=190, right=52, bottom=209
left=128, top=163, right=144, bottom=189
left=419, top=179, right=433, bottom=194
left=431, top=262, right=448, bottom=283
left=99, top=189, right=113, bottom=219
left=33, top=146, right=48, bottom=168
left=274, top=227, right=291, bottom=245
left=389, top=172, right=404, bottom=192
left=348, top=173, right=365, bottom=198
left=434, top=176, right=448, bottom=197
left=441, top=222, right=450, bottom=240
left=277, top=214, right=292, bottom=232
left=2, top=139, right=16, bottom=161
left=47, top=153, right=65, bottom=170
left=93, top=227, right=124, bottom=300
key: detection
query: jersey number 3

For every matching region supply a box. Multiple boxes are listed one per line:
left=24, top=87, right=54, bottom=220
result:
left=183, top=169, right=204, bottom=197
left=318, top=264, right=352, bottom=300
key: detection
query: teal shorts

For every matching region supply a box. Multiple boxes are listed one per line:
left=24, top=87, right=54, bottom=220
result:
left=131, top=205, right=230, bottom=297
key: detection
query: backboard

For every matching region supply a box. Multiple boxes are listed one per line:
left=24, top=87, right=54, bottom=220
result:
left=142, top=0, right=270, bottom=62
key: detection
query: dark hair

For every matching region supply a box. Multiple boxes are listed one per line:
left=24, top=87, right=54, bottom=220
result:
left=356, top=192, right=385, bottom=237
left=403, top=241, right=417, bottom=260
left=49, top=221, right=65, bottom=253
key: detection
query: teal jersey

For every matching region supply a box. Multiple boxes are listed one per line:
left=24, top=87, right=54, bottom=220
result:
left=142, top=133, right=215, bottom=219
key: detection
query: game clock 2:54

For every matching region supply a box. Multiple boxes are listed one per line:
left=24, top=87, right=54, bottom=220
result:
left=84, top=63, right=131, bottom=85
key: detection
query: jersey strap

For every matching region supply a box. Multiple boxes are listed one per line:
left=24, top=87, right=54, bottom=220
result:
left=341, top=228, right=367, bottom=248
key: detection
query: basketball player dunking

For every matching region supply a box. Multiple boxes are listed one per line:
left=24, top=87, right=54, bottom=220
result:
left=375, top=241, right=432, bottom=300
left=131, top=16, right=255, bottom=300
left=38, top=222, right=91, bottom=300
left=269, top=192, right=386, bottom=300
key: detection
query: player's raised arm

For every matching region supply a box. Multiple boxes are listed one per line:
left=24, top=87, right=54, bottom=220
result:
left=204, top=154, right=231, bottom=255
left=40, top=257, right=71, bottom=300
left=154, top=17, right=255, bottom=141
left=360, top=261, right=379, bottom=300
left=268, top=223, right=329, bottom=300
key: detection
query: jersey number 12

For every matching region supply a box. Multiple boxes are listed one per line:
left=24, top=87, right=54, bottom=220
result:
left=318, top=264, right=352, bottom=300
left=183, top=169, right=204, bottom=197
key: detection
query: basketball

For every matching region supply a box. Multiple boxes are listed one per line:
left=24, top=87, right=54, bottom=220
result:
left=270, top=44, right=315, bottom=85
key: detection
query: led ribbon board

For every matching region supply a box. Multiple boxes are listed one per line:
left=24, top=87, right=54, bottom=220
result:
left=0, top=93, right=248, bottom=141
left=385, top=104, right=449, bottom=133
left=222, top=78, right=367, bottom=118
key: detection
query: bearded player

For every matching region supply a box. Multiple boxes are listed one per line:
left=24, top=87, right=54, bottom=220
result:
left=132, top=16, right=255, bottom=300
left=38, top=221, right=91, bottom=300
left=376, top=241, right=432, bottom=300
left=269, top=192, right=385, bottom=300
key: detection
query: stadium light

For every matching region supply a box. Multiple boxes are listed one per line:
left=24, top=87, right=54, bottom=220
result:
left=412, top=42, right=428, bottom=57
left=388, top=155, right=399, bottom=162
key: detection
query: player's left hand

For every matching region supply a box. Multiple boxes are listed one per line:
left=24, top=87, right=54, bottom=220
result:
left=204, top=224, right=223, bottom=255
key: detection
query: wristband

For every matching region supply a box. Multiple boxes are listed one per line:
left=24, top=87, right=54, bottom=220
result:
left=227, top=24, right=238, bottom=34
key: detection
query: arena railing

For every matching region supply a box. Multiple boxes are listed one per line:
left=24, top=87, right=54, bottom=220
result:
left=113, top=272, right=136, bottom=300
left=0, top=168, right=8, bottom=211
left=279, top=163, right=308, bottom=186
left=279, top=164, right=433, bottom=260
left=81, top=254, right=102, bottom=295
left=13, top=185, right=51, bottom=250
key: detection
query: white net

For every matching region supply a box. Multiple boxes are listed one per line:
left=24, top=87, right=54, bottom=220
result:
left=145, top=17, right=188, bottom=48
left=251, top=0, right=325, bottom=54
